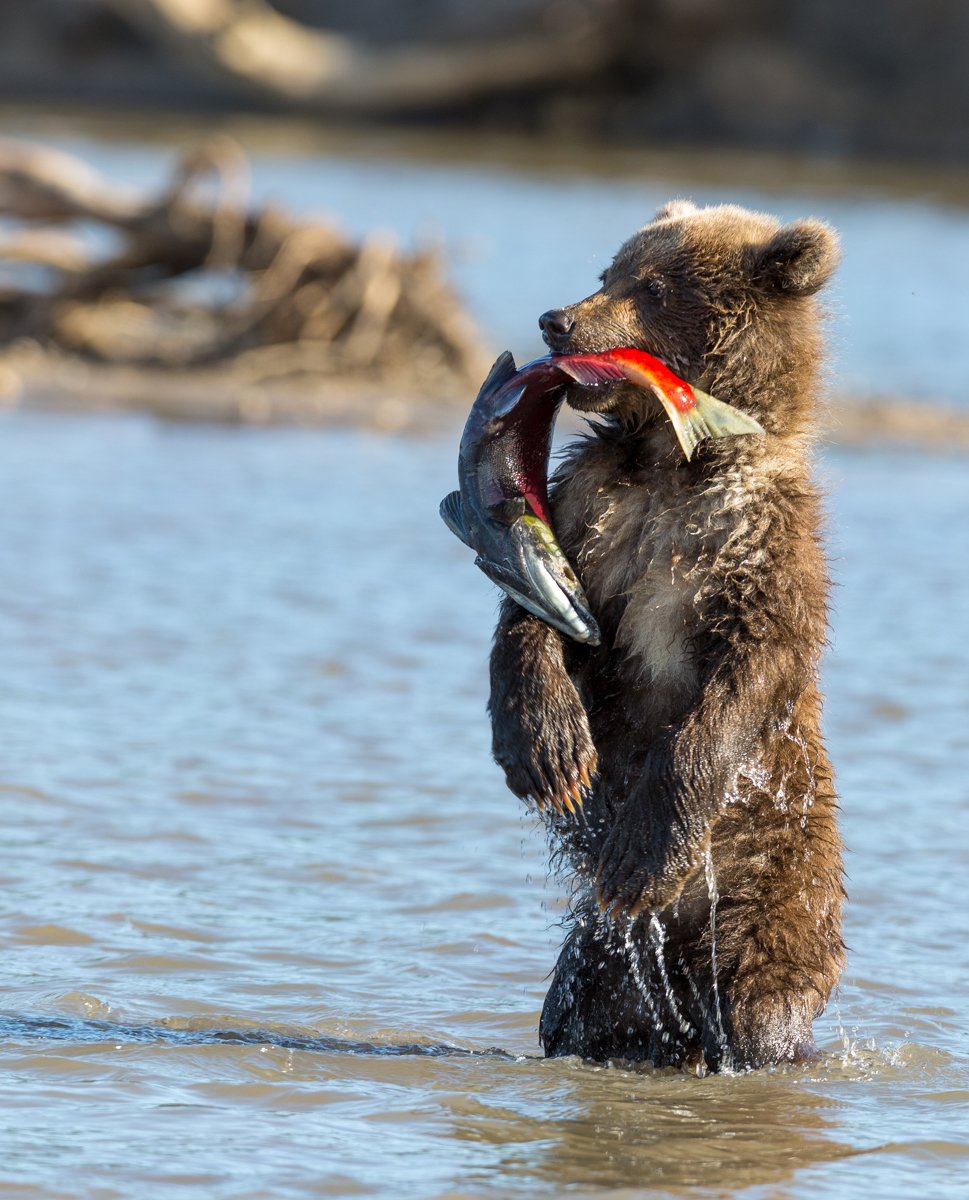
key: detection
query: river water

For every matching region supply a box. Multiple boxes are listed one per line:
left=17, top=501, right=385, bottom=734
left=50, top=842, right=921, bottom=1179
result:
left=0, top=411, right=966, bottom=1198
left=0, top=125, right=968, bottom=1197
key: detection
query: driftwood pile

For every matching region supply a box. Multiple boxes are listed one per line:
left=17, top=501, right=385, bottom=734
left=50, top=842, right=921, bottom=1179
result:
left=0, top=138, right=486, bottom=425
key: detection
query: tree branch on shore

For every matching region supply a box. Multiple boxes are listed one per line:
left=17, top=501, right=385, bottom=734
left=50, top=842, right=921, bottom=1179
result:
left=0, top=138, right=486, bottom=399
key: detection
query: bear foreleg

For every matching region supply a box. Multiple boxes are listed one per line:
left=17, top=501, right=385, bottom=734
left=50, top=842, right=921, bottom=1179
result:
left=488, top=599, right=597, bottom=816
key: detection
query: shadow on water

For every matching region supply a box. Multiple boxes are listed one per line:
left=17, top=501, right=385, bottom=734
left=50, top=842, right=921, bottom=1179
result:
left=0, top=1012, right=521, bottom=1060
left=441, top=1051, right=870, bottom=1195
left=0, top=1014, right=877, bottom=1195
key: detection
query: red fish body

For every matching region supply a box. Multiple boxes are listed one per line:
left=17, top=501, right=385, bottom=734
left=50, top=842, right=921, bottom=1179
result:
left=551, top=347, right=763, bottom=457
left=563, top=347, right=696, bottom=411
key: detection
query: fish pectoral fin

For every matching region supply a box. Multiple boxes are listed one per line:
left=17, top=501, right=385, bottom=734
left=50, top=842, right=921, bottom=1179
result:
left=439, top=490, right=473, bottom=547
left=486, top=496, right=527, bottom=524
left=556, top=356, right=628, bottom=386
left=662, top=387, right=766, bottom=460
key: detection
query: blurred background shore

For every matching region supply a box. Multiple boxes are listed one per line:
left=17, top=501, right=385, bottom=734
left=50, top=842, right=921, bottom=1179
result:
left=1, top=0, right=968, bottom=444
left=4, top=1, right=969, bottom=163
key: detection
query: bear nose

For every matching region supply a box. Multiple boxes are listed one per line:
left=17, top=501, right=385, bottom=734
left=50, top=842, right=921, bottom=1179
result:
left=538, top=309, right=574, bottom=351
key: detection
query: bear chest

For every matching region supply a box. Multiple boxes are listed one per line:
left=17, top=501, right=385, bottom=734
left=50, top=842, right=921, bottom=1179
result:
left=575, top=478, right=708, bottom=688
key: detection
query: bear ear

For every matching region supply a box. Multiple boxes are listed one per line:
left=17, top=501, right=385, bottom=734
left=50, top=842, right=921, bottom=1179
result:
left=752, top=219, right=840, bottom=296
left=653, top=198, right=698, bottom=222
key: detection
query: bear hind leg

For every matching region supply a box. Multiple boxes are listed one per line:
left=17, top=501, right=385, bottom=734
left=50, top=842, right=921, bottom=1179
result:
left=722, top=986, right=823, bottom=1070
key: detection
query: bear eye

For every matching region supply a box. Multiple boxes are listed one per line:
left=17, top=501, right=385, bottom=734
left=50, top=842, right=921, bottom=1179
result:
left=642, top=274, right=667, bottom=300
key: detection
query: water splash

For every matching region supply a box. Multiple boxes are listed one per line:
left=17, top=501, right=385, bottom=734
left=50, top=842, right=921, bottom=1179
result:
left=829, top=986, right=859, bottom=1064
left=783, top=728, right=817, bottom=829
left=703, top=844, right=728, bottom=1059
left=622, top=915, right=662, bottom=1028
left=648, top=914, right=695, bottom=1038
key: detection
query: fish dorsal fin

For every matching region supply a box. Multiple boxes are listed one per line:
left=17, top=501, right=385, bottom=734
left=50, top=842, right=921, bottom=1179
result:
left=473, top=352, right=523, bottom=420
left=439, top=490, right=472, bottom=547
left=487, top=496, right=527, bottom=524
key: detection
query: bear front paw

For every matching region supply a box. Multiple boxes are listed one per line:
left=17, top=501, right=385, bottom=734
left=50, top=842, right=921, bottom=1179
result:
left=491, top=677, right=598, bottom=817
left=503, top=740, right=597, bottom=818
left=594, top=822, right=693, bottom=918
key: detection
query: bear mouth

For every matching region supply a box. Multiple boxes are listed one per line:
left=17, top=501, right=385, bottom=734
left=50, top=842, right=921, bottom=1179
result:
left=551, top=345, right=646, bottom=416
left=561, top=378, right=624, bottom=414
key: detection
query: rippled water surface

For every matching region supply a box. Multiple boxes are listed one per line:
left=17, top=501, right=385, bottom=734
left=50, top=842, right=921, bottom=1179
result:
left=0, top=408, right=966, bottom=1198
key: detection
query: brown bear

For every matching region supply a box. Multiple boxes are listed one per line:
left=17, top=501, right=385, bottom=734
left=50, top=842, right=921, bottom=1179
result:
left=488, top=200, right=845, bottom=1071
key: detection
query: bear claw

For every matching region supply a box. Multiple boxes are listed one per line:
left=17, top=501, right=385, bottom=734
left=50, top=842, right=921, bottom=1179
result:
left=528, top=755, right=596, bottom=821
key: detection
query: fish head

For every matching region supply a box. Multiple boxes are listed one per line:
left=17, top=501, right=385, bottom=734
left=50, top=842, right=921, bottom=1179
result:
left=475, top=514, right=600, bottom=646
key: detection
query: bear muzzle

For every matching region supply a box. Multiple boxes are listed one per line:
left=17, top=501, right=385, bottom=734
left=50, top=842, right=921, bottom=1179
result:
left=538, top=308, right=575, bottom=352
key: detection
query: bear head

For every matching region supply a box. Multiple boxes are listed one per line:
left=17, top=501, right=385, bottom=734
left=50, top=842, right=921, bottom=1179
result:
left=539, top=200, right=840, bottom=437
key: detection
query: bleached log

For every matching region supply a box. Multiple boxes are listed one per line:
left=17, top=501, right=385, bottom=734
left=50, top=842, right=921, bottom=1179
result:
left=109, top=0, right=610, bottom=112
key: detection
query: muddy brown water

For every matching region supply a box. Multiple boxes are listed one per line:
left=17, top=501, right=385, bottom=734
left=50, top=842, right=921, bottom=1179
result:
left=0, top=123, right=968, bottom=1196
left=0, top=410, right=966, bottom=1198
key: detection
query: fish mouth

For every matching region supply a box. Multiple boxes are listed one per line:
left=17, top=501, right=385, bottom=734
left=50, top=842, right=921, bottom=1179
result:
left=510, top=517, right=601, bottom=644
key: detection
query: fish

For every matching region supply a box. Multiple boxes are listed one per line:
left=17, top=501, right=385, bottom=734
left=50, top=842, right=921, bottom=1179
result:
left=552, top=346, right=765, bottom=460
left=440, top=347, right=764, bottom=643
left=440, top=350, right=601, bottom=644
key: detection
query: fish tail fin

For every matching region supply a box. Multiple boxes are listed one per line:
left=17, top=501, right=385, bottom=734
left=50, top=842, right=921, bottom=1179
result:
left=662, top=388, right=765, bottom=460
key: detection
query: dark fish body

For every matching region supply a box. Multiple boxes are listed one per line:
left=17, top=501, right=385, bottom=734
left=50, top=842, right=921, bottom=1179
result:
left=440, top=351, right=601, bottom=644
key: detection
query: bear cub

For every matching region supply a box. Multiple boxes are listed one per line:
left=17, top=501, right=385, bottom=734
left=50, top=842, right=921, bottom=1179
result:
left=488, top=200, right=845, bottom=1071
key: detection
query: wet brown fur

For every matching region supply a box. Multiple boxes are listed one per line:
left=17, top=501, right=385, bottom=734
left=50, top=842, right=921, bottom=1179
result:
left=488, top=201, right=846, bottom=1070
